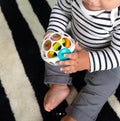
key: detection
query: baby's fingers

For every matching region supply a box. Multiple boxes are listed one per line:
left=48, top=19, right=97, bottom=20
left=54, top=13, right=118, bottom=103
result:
left=59, top=59, right=74, bottom=66
left=63, top=53, right=78, bottom=60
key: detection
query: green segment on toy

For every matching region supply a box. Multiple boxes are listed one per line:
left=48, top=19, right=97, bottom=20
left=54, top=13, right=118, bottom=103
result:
left=62, top=38, right=66, bottom=46
left=62, top=38, right=71, bottom=48
left=47, top=51, right=57, bottom=58
left=53, top=42, right=61, bottom=51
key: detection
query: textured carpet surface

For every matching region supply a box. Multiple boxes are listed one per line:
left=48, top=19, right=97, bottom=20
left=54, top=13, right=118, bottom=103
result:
left=0, top=0, right=120, bottom=121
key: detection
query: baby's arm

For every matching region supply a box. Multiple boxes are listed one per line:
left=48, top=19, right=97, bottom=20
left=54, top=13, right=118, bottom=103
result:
left=47, top=0, right=72, bottom=33
left=60, top=17, right=120, bottom=73
left=88, top=18, right=120, bottom=72
left=43, top=0, right=73, bottom=44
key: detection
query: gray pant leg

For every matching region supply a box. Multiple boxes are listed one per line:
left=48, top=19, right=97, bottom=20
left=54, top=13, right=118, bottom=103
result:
left=44, top=62, right=72, bottom=85
left=66, top=67, right=120, bottom=121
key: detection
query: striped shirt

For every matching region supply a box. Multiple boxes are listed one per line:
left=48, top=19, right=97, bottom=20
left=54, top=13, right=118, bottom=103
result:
left=47, top=0, right=120, bottom=72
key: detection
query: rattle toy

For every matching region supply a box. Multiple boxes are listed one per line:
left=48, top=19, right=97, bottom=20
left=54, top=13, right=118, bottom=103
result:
left=41, top=32, right=75, bottom=65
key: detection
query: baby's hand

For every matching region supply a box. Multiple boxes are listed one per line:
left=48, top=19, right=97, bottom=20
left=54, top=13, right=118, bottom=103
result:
left=59, top=42, right=91, bottom=73
left=43, top=31, right=54, bottom=38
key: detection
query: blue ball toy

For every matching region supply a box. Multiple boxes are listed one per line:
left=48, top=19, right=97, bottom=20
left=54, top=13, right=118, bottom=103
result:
left=58, top=48, right=71, bottom=60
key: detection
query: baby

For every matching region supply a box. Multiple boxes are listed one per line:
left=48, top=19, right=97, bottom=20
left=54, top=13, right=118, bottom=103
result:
left=43, top=0, right=120, bottom=121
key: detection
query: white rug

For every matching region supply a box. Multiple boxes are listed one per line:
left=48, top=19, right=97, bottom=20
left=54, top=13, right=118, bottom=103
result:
left=0, top=0, right=120, bottom=121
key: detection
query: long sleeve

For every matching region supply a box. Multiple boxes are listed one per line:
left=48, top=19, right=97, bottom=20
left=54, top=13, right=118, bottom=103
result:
left=47, top=0, right=72, bottom=33
left=89, top=17, right=120, bottom=72
left=47, top=0, right=120, bottom=72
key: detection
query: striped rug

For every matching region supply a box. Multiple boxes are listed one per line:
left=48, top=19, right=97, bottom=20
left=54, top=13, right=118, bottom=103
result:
left=0, top=0, right=120, bottom=121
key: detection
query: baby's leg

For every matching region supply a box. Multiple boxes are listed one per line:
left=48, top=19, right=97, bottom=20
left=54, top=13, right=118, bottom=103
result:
left=44, top=84, right=70, bottom=112
left=65, top=67, right=120, bottom=121
left=44, top=62, right=71, bottom=112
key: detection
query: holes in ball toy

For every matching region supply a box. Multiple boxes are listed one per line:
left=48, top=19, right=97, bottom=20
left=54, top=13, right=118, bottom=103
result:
left=44, top=34, right=50, bottom=40
left=47, top=51, right=57, bottom=58
left=51, top=33, right=61, bottom=41
left=44, top=40, right=51, bottom=51
left=62, top=38, right=71, bottom=48
left=53, top=42, right=61, bottom=51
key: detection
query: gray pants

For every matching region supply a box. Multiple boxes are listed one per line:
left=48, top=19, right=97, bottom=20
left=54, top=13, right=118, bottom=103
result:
left=44, top=62, right=120, bottom=121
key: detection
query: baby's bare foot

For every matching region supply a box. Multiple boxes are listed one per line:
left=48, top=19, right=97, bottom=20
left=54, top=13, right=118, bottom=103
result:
left=44, top=84, right=70, bottom=112
left=61, top=115, right=77, bottom=121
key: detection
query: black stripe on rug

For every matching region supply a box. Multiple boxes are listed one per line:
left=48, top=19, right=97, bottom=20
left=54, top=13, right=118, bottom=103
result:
left=0, top=80, right=15, bottom=121
left=28, top=0, right=51, bottom=31
left=0, top=0, right=120, bottom=121
left=0, top=0, right=68, bottom=120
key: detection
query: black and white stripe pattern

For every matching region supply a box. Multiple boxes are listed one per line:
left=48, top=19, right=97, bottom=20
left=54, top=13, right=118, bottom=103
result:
left=47, top=0, right=120, bottom=72
left=0, top=0, right=120, bottom=121
left=0, top=0, right=49, bottom=121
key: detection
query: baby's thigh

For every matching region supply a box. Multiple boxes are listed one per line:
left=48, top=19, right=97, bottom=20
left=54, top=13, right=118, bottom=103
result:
left=84, top=67, right=120, bottom=97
